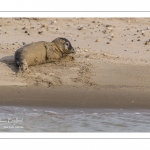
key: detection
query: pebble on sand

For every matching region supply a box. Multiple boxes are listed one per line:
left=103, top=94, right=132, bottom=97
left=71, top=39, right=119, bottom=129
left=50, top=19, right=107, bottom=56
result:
left=84, top=49, right=88, bottom=52
left=103, top=53, right=107, bottom=56
left=85, top=55, right=89, bottom=58
left=22, top=42, right=26, bottom=45
left=77, top=26, right=84, bottom=30
left=142, top=31, right=145, bottom=33
left=38, top=31, right=43, bottom=34
left=41, top=25, right=45, bottom=28
left=145, top=41, right=150, bottom=45
left=147, top=27, right=150, bottom=30
left=106, top=25, right=113, bottom=27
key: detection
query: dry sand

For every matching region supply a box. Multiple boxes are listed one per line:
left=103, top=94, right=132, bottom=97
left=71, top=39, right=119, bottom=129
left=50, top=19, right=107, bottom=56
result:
left=0, top=18, right=150, bottom=108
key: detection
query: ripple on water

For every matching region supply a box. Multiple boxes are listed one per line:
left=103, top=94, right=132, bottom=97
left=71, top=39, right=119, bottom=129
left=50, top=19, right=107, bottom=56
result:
left=0, top=106, right=150, bottom=132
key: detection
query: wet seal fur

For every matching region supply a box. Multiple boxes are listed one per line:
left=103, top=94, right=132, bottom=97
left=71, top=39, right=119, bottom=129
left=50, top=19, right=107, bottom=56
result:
left=14, top=37, right=75, bottom=73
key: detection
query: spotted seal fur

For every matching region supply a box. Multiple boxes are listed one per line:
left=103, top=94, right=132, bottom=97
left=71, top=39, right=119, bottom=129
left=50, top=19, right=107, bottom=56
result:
left=14, top=37, right=75, bottom=73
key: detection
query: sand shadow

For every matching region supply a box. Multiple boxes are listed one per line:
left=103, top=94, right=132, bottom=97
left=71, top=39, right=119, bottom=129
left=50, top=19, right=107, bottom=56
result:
left=0, top=55, right=18, bottom=73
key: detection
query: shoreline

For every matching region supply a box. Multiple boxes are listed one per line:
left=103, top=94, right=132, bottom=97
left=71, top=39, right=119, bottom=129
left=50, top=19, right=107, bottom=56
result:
left=0, top=18, right=150, bottom=109
left=0, top=86, right=150, bottom=109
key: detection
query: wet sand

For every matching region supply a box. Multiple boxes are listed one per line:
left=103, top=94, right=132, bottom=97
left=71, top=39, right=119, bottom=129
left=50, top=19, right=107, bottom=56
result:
left=0, top=86, right=150, bottom=109
left=0, top=18, right=150, bottom=109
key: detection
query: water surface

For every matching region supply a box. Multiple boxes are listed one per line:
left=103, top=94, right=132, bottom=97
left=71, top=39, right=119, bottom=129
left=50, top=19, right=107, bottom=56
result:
left=0, top=106, right=150, bottom=132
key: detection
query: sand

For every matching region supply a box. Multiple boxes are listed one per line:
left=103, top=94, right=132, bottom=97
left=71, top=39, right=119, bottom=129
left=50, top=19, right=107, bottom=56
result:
left=0, top=86, right=150, bottom=109
left=0, top=18, right=150, bottom=108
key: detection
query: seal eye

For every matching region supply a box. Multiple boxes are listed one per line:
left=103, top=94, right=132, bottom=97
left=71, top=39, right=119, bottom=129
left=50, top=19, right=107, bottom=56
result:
left=65, top=42, right=69, bottom=46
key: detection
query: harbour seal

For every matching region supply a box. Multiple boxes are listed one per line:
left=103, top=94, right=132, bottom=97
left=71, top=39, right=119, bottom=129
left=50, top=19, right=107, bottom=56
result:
left=14, top=37, right=75, bottom=73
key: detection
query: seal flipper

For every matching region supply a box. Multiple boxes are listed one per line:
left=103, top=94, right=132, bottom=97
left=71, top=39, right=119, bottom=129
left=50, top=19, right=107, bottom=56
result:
left=18, top=59, right=30, bottom=73
left=60, top=55, right=75, bottom=62
left=16, top=59, right=20, bottom=67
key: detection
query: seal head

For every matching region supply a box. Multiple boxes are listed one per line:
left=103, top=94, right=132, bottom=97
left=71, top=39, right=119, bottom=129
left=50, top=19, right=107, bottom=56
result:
left=52, top=37, right=75, bottom=54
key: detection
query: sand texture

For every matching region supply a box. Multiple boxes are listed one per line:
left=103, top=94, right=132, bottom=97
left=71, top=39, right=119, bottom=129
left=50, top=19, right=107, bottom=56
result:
left=0, top=18, right=150, bottom=108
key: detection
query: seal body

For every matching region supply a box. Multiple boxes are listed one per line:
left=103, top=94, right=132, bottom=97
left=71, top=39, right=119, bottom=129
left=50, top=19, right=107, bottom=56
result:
left=14, top=37, right=75, bottom=72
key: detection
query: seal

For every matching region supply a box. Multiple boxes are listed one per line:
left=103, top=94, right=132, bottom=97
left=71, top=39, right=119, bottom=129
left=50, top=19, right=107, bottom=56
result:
left=14, top=37, right=75, bottom=73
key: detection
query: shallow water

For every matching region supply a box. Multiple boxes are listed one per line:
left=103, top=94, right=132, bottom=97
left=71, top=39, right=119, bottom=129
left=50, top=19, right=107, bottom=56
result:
left=0, top=106, right=150, bottom=132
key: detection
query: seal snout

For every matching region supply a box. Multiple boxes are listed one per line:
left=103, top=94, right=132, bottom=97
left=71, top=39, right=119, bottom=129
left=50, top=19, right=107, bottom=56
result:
left=69, top=47, right=76, bottom=54
left=72, top=48, right=76, bottom=54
